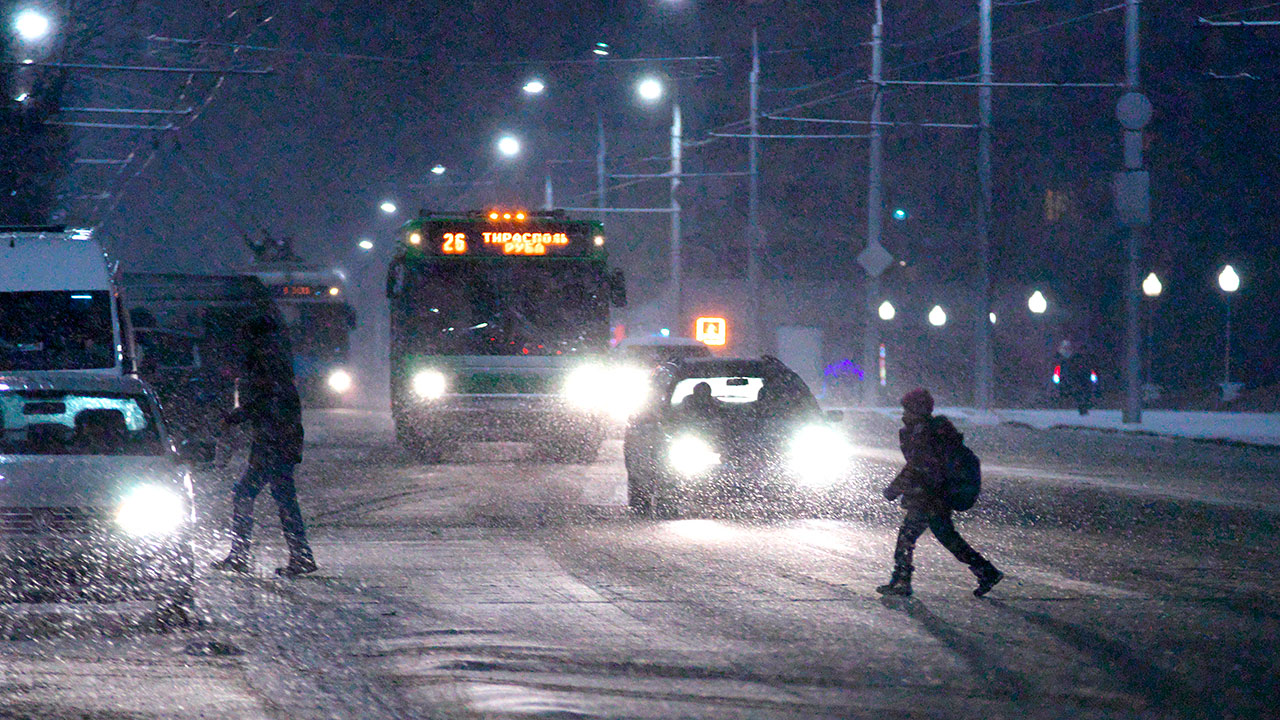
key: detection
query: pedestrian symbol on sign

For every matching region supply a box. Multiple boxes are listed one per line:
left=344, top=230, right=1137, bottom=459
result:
left=695, top=317, right=727, bottom=346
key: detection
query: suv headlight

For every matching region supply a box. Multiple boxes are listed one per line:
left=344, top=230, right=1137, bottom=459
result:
left=327, top=368, right=353, bottom=394
left=412, top=369, right=447, bottom=399
left=788, top=424, right=853, bottom=487
left=669, top=434, right=721, bottom=476
left=116, top=484, right=187, bottom=537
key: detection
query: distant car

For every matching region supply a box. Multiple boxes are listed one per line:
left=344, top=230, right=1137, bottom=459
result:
left=614, top=335, right=713, bottom=368
left=0, top=373, right=198, bottom=624
left=623, top=356, right=852, bottom=517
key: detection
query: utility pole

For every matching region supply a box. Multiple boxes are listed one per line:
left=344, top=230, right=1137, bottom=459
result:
left=747, top=28, right=763, bottom=355
left=670, top=94, right=684, bottom=330
left=975, top=0, right=994, bottom=410
left=860, top=0, right=887, bottom=407
left=1117, top=0, right=1149, bottom=423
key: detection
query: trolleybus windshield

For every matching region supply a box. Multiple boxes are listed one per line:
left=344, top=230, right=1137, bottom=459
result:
left=401, top=260, right=608, bottom=356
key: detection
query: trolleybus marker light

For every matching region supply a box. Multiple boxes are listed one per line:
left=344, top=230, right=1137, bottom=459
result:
left=594, top=235, right=604, bottom=246
left=489, top=212, right=499, bottom=220
left=408, top=232, right=421, bottom=245
left=328, top=287, right=340, bottom=296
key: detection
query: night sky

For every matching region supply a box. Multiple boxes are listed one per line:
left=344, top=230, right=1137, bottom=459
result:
left=20, top=0, right=1280, bottom=391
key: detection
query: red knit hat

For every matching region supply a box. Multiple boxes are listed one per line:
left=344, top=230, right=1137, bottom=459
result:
left=900, top=388, right=934, bottom=416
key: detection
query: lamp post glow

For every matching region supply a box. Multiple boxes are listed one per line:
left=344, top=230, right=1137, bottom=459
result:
left=878, top=300, right=895, bottom=321
left=928, top=305, right=947, bottom=327
left=1219, top=265, right=1241, bottom=390
left=522, top=78, right=545, bottom=95
left=379, top=200, right=397, bottom=214
left=496, top=135, right=521, bottom=157
left=430, top=164, right=446, bottom=175
left=13, top=9, right=51, bottom=41
left=1142, top=272, right=1162, bottom=297
left=636, top=77, right=664, bottom=102
left=1028, top=290, right=1047, bottom=315
left=358, top=239, right=374, bottom=251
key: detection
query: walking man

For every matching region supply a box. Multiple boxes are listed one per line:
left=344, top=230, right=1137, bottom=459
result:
left=877, top=388, right=1002, bottom=597
left=212, top=315, right=317, bottom=578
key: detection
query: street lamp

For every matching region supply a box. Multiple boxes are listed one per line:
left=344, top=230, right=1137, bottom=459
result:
left=1218, top=264, right=1241, bottom=392
left=1142, top=271, right=1162, bottom=395
left=1028, top=290, right=1048, bottom=315
left=379, top=200, right=397, bottom=214
left=496, top=134, right=521, bottom=157
left=522, top=78, right=546, bottom=95
left=636, top=77, right=664, bottom=102
left=13, top=9, right=51, bottom=41
left=928, top=305, right=947, bottom=327
left=635, top=75, right=682, bottom=330
left=358, top=239, right=374, bottom=251
left=430, top=164, right=446, bottom=175
left=878, top=300, right=895, bottom=321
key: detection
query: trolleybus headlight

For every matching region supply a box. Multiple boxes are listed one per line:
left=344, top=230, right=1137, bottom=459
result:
left=668, top=434, right=720, bottom=476
left=327, top=368, right=353, bottom=394
left=564, top=364, right=609, bottom=410
left=607, top=366, right=651, bottom=421
left=788, top=424, right=853, bottom=488
left=115, top=484, right=187, bottom=537
left=412, top=369, right=448, bottom=400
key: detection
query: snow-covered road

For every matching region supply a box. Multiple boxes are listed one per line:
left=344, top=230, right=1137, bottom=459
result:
left=4, top=409, right=1278, bottom=718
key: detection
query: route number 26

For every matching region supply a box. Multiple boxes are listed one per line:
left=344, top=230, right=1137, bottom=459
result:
left=442, top=232, right=468, bottom=254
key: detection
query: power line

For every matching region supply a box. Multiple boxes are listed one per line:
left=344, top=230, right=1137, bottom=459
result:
left=1, top=59, right=271, bottom=74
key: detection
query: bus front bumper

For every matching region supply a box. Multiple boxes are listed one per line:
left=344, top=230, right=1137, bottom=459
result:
left=396, top=394, right=605, bottom=442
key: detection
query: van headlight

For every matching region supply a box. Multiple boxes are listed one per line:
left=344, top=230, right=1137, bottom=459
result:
left=327, top=368, right=353, bottom=394
left=668, top=434, right=721, bottom=476
left=412, top=369, right=447, bottom=399
left=788, top=424, right=853, bottom=488
left=115, top=485, right=187, bottom=537
left=565, top=364, right=650, bottom=419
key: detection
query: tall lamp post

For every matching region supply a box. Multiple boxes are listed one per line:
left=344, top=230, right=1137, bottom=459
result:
left=1218, top=265, right=1241, bottom=398
left=637, top=76, right=682, bottom=330
left=1142, top=271, right=1162, bottom=395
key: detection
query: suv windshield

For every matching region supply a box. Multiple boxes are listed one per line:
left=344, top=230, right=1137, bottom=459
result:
left=0, top=391, right=163, bottom=456
left=0, top=291, right=114, bottom=371
left=402, top=261, right=609, bottom=356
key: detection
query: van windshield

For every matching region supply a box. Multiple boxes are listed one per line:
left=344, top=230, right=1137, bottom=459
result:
left=0, top=390, right=162, bottom=456
left=0, top=291, right=115, bottom=371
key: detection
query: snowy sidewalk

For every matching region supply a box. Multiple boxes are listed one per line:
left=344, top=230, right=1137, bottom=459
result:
left=853, top=407, right=1280, bottom=448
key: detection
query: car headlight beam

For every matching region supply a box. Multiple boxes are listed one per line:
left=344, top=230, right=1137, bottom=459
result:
left=412, top=369, right=447, bottom=399
left=788, top=424, right=853, bottom=488
left=115, top=484, right=187, bottom=537
left=668, top=434, right=721, bottom=476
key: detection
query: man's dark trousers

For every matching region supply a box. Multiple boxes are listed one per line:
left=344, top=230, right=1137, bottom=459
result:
left=892, top=508, right=995, bottom=582
left=228, top=449, right=312, bottom=563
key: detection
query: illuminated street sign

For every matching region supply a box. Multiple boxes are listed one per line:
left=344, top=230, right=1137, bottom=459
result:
left=694, top=317, right=727, bottom=346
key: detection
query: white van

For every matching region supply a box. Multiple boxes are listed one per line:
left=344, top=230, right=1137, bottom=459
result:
left=0, top=226, right=134, bottom=375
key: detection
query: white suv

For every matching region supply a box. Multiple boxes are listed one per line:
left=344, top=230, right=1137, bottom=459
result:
left=0, top=373, right=196, bottom=624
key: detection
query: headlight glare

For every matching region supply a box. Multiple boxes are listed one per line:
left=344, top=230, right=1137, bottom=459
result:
left=668, top=434, right=721, bottom=476
left=115, top=485, right=187, bottom=537
left=564, top=364, right=609, bottom=410
left=327, top=368, right=353, bottom=394
left=412, top=369, right=447, bottom=399
left=789, top=424, right=853, bottom=487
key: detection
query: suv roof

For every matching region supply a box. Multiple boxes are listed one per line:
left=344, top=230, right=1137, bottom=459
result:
left=667, top=355, right=793, bottom=379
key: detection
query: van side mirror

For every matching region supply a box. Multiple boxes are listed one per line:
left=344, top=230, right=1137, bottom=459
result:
left=610, top=269, right=627, bottom=308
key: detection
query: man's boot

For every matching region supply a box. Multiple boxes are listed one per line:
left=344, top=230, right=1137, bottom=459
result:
left=211, top=552, right=251, bottom=574
left=876, top=569, right=912, bottom=596
left=974, top=568, right=1003, bottom=598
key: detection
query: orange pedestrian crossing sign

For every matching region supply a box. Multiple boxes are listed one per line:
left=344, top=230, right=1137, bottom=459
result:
left=694, top=317, right=727, bottom=346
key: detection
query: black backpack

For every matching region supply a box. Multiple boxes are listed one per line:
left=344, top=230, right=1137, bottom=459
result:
left=940, top=436, right=982, bottom=511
